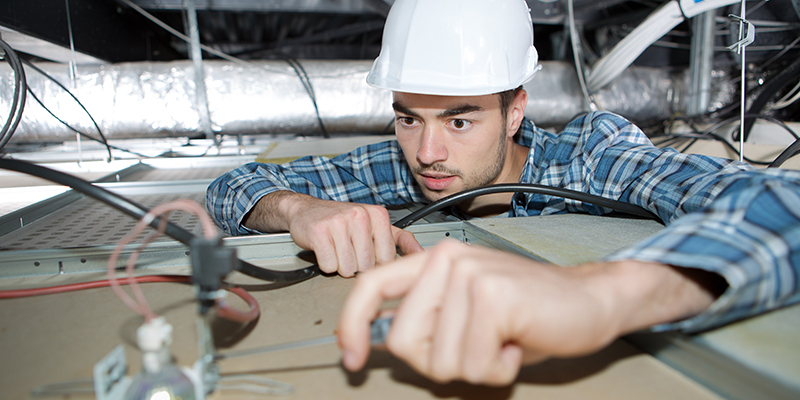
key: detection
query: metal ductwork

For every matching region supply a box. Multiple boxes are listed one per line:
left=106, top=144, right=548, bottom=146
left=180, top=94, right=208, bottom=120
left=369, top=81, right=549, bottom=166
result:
left=1, top=60, right=735, bottom=143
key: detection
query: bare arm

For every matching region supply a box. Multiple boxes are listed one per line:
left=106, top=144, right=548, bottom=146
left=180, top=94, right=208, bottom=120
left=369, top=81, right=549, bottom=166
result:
left=337, top=240, right=724, bottom=385
left=242, top=190, right=304, bottom=233
left=244, top=191, right=423, bottom=277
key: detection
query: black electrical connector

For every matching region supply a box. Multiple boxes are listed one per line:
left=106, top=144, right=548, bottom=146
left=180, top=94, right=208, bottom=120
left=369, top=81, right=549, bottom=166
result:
left=190, top=236, right=237, bottom=315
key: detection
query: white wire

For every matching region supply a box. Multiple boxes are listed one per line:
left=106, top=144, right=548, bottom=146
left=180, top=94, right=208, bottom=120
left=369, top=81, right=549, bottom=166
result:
left=587, top=0, right=741, bottom=92
left=767, top=79, right=800, bottom=110
left=586, top=1, right=684, bottom=92
left=567, top=0, right=597, bottom=111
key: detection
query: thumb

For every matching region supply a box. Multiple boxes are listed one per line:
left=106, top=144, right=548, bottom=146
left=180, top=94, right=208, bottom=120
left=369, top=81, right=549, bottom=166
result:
left=392, top=226, right=424, bottom=255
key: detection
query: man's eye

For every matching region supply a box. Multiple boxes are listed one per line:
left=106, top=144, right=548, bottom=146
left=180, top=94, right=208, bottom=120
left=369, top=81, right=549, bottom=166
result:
left=398, top=117, right=415, bottom=125
left=452, top=119, right=470, bottom=129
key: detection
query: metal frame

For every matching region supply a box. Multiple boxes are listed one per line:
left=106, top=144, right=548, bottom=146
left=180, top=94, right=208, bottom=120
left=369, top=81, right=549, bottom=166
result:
left=627, top=332, right=800, bottom=400
left=0, top=219, right=546, bottom=279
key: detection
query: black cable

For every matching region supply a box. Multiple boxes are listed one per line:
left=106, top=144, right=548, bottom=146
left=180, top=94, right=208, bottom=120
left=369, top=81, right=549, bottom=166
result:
left=653, top=136, right=684, bottom=149
left=0, top=158, right=320, bottom=284
left=22, top=87, right=154, bottom=159
left=393, top=184, right=660, bottom=229
left=730, top=114, right=800, bottom=142
left=23, top=88, right=124, bottom=160
left=768, top=136, right=800, bottom=168
left=658, top=130, right=772, bottom=166
left=759, top=35, right=800, bottom=70
left=0, top=39, right=27, bottom=152
left=658, top=113, right=800, bottom=167
left=283, top=57, right=330, bottom=138
left=677, top=137, right=698, bottom=154
left=742, top=57, right=800, bottom=142
left=20, top=58, right=113, bottom=161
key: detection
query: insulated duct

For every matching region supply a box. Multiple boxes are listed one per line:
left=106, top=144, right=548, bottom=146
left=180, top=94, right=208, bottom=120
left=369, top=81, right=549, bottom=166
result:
left=0, top=60, right=733, bottom=143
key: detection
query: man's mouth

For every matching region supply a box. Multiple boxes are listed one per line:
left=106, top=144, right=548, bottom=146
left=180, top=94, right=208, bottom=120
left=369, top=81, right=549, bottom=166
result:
left=419, top=173, right=457, bottom=191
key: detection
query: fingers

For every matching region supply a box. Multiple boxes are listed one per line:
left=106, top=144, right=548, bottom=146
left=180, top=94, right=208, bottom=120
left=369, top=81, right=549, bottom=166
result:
left=387, top=241, right=459, bottom=377
left=461, top=279, right=522, bottom=385
left=388, top=240, right=517, bottom=384
left=429, top=247, right=472, bottom=382
left=286, top=196, right=412, bottom=276
left=393, top=226, right=424, bottom=256
left=338, top=240, right=623, bottom=386
left=338, top=252, right=427, bottom=371
left=372, top=208, right=398, bottom=265
left=307, top=205, right=392, bottom=277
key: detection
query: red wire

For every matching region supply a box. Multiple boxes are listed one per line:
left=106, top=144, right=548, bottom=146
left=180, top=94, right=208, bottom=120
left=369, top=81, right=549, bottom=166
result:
left=0, top=275, right=190, bottom=299
left=0, top=276, right=260, bottom=323
left=216, top=287, right=261, bottom=323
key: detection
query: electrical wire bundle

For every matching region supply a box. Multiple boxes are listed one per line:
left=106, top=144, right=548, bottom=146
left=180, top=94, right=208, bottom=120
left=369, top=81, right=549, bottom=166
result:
left=0, top=158, right=322, bottom=284
left=0, top=197, right=261, bottom=325
left=0, top=154, right=662, bottom=299
left=21, top=59, right=116, bottom=160
left=651, top=112, right=800, bottom=168
left=105, top=198, right=259, bottom=323
left=0, top=38, right=159, bottom=158
left=0, top=38, right=27, bottom=152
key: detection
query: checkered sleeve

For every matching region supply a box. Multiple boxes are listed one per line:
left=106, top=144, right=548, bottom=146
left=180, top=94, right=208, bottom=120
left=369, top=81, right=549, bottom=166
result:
left=607, top=170, right=800, bottom=332
left=518, top=111, right=800, bottom=333
left=206, top=140, right=424, bottom=235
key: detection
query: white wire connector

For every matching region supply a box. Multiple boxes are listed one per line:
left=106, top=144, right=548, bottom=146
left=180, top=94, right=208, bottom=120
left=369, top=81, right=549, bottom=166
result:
left=137, top=316, right=173, bottom=374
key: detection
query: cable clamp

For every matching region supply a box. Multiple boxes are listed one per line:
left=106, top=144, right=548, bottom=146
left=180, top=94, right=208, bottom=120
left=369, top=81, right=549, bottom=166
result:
left=727, top=14, right=755, bottom=54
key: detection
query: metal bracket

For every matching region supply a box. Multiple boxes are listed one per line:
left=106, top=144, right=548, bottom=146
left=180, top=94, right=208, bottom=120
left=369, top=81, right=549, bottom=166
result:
left=727, top=14, right=755, bottom=53
left=93, top=345, right=131, bottom=400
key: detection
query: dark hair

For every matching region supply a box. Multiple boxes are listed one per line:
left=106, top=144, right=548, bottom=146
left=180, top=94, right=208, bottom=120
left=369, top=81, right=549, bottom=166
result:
left=498, top=85, right=524, bottom=121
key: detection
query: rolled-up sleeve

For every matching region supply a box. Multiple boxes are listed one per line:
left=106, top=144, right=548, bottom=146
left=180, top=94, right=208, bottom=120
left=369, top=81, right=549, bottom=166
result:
left=608, top=170, right=800, bottom=332
left=206, top=140, right=425, bottom=235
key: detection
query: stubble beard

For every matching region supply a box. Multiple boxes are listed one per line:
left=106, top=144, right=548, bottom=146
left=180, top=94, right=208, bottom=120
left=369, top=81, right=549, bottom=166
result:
left=415, top=124, right=508, bottom=202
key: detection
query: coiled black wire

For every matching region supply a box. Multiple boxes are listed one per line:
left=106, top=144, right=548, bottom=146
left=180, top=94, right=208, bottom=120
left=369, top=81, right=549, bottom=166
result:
left=0, top=158, right=320, bottom=283
left=0, top=38, right=27, bottom=152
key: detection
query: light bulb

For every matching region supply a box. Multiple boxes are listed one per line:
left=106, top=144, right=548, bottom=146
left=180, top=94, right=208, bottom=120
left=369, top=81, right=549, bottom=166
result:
left=123, top=318, right=198, bottom=400
left=123, top=364, right=196, bottom=400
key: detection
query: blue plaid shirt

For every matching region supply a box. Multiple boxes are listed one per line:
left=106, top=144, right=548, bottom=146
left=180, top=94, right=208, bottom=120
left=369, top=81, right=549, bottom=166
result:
left=208, top=111, right=800, bottom=333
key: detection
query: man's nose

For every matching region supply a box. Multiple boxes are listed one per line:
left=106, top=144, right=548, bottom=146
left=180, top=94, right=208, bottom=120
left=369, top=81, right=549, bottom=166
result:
left=417, top=126, right=448, bottom=166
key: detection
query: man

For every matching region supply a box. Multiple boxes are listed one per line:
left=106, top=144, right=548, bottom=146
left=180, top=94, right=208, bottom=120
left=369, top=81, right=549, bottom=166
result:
left=208, top=0, right=800, bottom=386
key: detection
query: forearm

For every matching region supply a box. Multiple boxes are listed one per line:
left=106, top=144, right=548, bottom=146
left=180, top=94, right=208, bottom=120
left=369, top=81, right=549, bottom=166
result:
left=607, top=170, right=800, bottom=332
left=242, top=190, right=306, bottom=233
left=241, top=190, right=289, bottom=233
left=587, top=260, right=725, bottom=338
left=206, top=162, right=299, bottom=235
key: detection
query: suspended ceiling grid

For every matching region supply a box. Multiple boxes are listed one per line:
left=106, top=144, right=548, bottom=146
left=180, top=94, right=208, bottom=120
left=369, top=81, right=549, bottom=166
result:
left=0, top=162, right=227, bottom=251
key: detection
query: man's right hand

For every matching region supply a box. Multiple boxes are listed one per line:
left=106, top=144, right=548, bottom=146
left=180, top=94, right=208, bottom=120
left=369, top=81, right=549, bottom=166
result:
left=243, top=191, right=423, bottom=277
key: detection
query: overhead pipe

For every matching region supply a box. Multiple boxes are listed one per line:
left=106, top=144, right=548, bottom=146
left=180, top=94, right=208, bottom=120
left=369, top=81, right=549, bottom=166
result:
left=0, top=60, right=735, bottom=143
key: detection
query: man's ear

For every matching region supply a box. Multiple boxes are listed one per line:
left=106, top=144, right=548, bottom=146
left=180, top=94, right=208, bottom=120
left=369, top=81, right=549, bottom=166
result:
left=507, top=89, right=528, bottom=137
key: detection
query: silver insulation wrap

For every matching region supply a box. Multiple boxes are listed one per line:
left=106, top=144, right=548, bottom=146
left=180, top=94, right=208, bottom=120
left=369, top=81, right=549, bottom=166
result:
left=0, top=60, right=733, bottom=142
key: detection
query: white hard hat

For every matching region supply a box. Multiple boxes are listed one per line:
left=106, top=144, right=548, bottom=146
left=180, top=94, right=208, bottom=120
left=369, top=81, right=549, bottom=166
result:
left=367, top=0, right=541, bottom=96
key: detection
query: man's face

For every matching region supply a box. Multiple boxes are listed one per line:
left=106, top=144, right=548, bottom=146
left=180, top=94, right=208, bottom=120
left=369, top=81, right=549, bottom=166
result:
left=392, top=92, right=514, bottom=202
